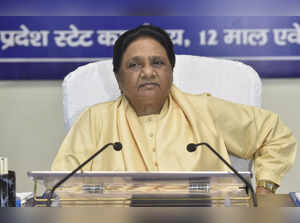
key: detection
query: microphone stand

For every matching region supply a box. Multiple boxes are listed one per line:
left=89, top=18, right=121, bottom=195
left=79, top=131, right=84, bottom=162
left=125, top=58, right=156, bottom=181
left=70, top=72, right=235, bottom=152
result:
left=187, top=142, right=257, bottom=207
left=47, top=142, right=122, bottom=207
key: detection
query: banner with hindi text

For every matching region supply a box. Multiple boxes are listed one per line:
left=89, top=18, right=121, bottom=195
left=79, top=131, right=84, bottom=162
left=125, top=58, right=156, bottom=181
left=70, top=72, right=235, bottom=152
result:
left=0, top=16, right=300, bottom=79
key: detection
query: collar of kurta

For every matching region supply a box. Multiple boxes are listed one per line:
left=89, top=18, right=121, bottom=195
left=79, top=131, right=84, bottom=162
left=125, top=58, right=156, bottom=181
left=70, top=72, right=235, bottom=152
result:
left=115, top=84, right=231, bottom=171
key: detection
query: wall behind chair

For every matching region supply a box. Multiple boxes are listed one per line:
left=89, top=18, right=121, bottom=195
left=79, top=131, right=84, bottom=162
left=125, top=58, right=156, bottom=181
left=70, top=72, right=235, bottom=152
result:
left=0, top=81, right=65, bottom=192
left=0, top=79, right=299, bottom=193
left=261, top=79, right=300, bottom=193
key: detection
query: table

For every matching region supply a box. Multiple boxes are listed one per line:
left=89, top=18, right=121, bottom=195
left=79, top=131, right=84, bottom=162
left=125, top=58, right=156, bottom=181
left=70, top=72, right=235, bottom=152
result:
left=257, top=194, right=295, bottom=207
left=5, top=194, right=299, bottom=223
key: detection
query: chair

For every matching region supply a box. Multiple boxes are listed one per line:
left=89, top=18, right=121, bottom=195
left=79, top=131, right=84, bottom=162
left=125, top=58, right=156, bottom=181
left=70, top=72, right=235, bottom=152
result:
left=62, top=55, right=262, bottom=171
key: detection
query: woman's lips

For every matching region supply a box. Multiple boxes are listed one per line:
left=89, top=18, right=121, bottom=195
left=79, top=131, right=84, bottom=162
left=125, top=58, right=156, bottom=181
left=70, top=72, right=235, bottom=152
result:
left=139, top=82, right=160, bottom=89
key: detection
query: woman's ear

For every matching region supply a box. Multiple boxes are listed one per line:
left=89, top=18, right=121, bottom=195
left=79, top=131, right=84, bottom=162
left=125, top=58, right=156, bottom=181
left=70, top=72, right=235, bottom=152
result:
left=114, top=72, right=123, bottom=94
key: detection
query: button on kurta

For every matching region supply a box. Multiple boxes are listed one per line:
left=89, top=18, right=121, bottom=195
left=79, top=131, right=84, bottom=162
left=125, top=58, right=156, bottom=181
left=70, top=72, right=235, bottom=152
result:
left=149, top=133, right=154, bottom=138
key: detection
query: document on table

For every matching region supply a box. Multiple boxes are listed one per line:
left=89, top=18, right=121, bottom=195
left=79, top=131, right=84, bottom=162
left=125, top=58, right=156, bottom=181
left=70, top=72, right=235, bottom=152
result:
left=289, top=192, right=300, bottom=207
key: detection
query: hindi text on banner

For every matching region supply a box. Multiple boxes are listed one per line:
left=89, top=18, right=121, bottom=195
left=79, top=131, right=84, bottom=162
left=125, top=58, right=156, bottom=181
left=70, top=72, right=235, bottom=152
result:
left=0, top=25, right=49, bottom=51
left=224, top=29, right=269, bottom=46
left=54, top=24, right=94, bottom=47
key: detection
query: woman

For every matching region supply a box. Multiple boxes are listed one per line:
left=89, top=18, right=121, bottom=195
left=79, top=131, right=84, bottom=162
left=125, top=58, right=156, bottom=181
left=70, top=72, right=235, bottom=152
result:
left=52, top=25, right=297, bottom=194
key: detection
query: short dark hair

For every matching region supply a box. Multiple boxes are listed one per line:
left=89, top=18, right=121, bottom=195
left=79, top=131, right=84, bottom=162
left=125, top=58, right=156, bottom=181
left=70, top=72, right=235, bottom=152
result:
left=113, top=24, right=175, bottom=74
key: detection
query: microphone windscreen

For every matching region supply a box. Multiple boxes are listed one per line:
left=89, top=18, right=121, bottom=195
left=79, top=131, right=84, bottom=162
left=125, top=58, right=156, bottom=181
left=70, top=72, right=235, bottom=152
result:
left=187, top=143, right=197, bottom=152
left=113, top=142, right=123, bottom=151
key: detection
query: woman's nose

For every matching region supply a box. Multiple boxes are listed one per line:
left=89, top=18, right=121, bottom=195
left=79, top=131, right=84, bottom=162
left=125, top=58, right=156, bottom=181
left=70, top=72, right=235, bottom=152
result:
left=141, top=64, right=155, bottom=78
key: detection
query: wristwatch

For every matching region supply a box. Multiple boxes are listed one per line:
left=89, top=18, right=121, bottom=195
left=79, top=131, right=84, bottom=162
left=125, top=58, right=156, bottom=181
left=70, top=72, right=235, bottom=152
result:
left=257, top=180, right=279, bottom=193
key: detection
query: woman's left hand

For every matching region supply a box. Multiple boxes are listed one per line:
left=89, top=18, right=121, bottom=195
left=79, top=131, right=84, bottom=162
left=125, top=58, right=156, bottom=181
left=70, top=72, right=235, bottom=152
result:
left=256, top=186, right=274, bottom=195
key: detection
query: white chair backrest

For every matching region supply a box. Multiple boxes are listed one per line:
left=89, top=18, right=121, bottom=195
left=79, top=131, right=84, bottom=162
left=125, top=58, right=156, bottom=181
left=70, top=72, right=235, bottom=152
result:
left=62, top=55, right=262, bottom=171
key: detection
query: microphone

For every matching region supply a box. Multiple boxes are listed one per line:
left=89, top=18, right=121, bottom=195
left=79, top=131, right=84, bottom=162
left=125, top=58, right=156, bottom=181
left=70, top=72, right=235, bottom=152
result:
left=186, top=142, right=257, bottom=207
left=47, top=142, right=122, bottom=207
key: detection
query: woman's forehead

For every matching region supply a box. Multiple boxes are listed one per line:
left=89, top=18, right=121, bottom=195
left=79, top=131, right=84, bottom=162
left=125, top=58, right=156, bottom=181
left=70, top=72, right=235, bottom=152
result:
left=122, top=37, right=168, bottom=60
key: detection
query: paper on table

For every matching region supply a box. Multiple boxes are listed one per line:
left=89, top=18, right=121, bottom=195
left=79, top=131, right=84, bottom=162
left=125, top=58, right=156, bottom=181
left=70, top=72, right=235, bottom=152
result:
left=16, top=192, right=33, bottom=206
left=289, top=192, right=300, bottom=207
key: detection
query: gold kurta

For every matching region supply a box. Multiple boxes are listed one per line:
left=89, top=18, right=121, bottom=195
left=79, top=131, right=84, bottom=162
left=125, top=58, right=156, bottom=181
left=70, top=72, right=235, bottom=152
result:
left=51, top=85, right=297, bottom=185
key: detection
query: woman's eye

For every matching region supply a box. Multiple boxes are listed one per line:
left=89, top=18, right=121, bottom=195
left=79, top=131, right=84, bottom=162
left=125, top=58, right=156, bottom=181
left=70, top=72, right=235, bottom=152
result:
left=128, top=63, right=139, bottom=69
left=129, top=63, right=136, bottom=68
left=153, top=60, right=164, bottom=66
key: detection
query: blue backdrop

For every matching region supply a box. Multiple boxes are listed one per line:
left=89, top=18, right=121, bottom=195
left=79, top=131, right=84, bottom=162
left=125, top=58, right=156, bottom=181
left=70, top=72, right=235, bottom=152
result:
left=1, top=16, right=300, bottom=79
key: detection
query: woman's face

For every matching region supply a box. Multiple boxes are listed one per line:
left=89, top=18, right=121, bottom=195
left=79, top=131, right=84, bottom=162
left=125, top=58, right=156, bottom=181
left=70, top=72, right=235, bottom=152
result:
left=117, top=37, right=173, bottom=106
